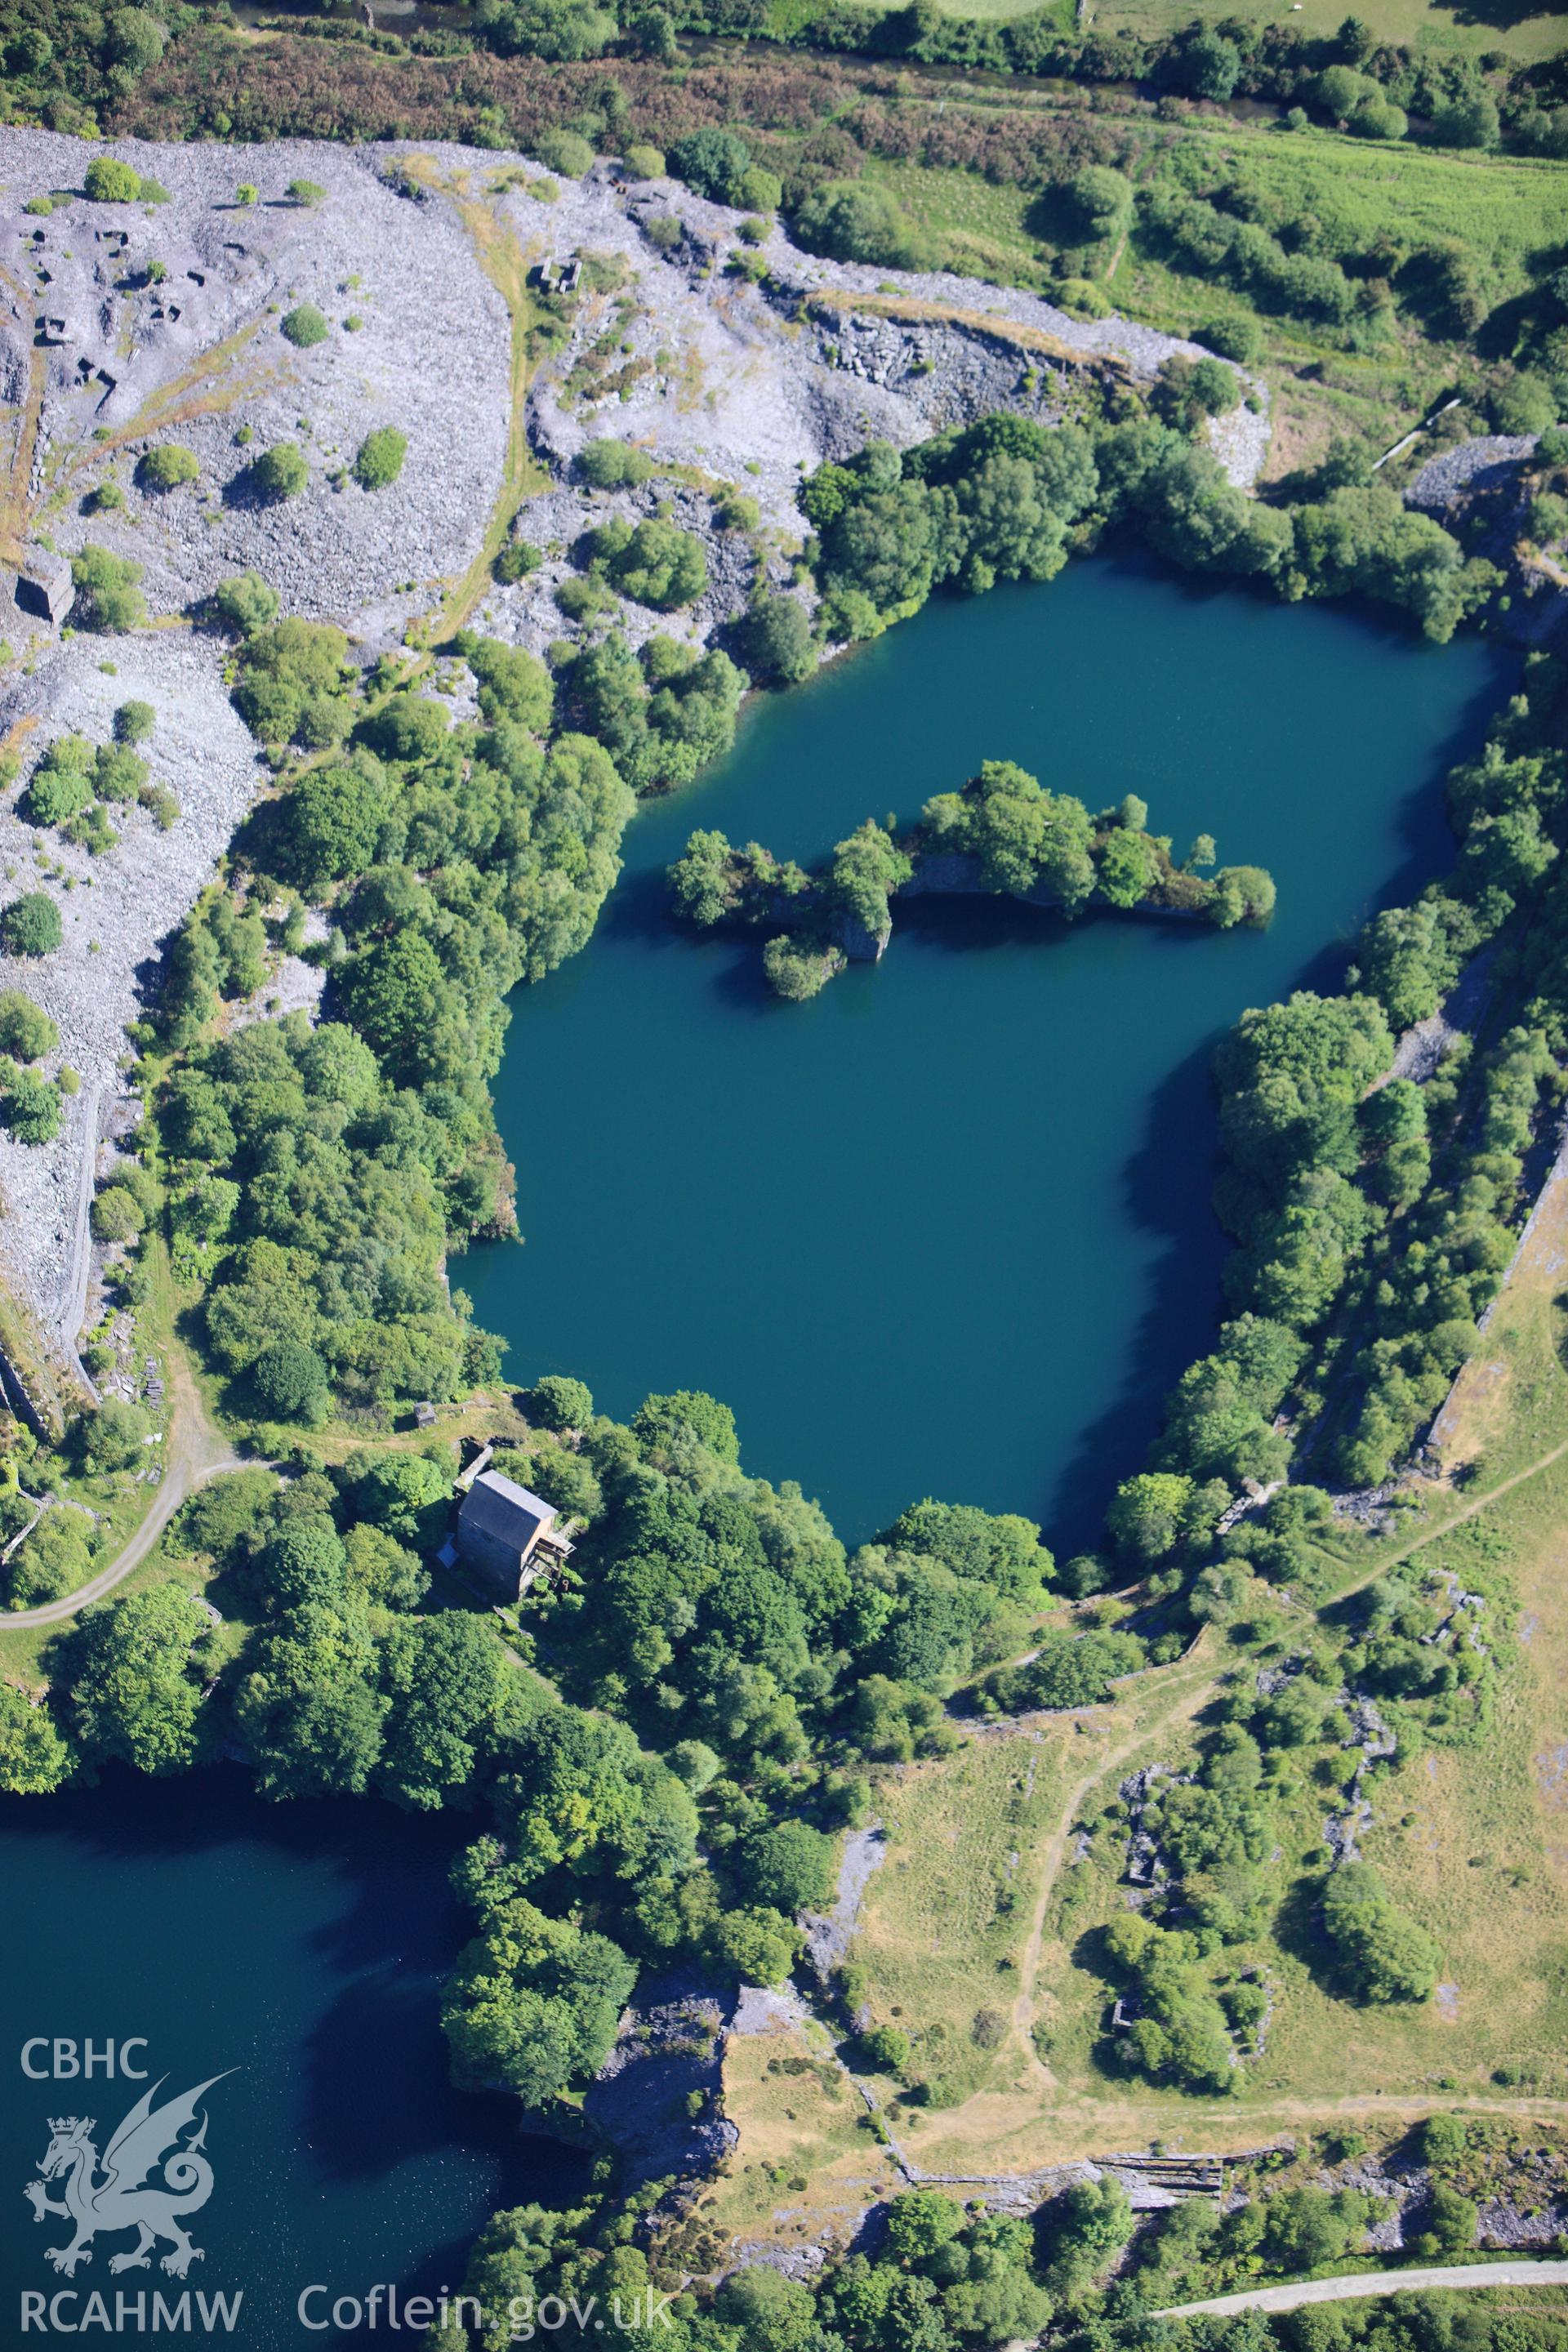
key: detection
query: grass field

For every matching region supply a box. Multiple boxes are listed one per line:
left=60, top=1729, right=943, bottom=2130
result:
left=1088, top=0, right=1568, bottom=67
left=698, top=2007, right=894, bottom=2256
left=1423, top=1441, right=1568, bottom=1949
left=850, top=1724, right=1081, bottom=2104
left=874, top=0, right=1566, bottom=67
left=843, top=97, right=1568, bottom=468
left=866, top=115, right=1568, bottom=305
left=1165, top=131, right=1568, bottom=279
left=925, top=0, right=1072, bottom=20
left=1432, top=1155, right=1568, bottom=1487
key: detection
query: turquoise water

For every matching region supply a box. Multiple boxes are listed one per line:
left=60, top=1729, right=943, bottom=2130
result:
left=461, top=555, right=1508, bottom=1549
left=0, top=1770, right=586, bottom=2348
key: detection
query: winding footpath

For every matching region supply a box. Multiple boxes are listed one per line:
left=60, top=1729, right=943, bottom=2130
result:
left=1333, top=1428, right=1568, bottom=1603
left=1157, top=2261, right=1568, bottom=2319
left=1, top=1342, right=243, bottom=1630
left=1011, top=1646, right=1216, bottom=2080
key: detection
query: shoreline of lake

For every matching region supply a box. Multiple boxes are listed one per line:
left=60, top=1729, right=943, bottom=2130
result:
left=459, top=550, right=1511, bottom=1552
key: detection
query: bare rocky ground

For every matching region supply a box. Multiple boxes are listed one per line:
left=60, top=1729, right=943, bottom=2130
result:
left=579, top=1971, right=737, bottom=2189
left=1407, top=429, right=1568, bottom=648
left=2, top=130, right=512, bottom=622
left=1407, top=434, right=1540, bottom=514
left=800, top=1820, right=888, bottom=1985
left=1320, top=2150, right=1568, bottom=2256
left=0, top=126, right=1267, bottom=1343
left=0, top=633, right=259, bottom=1333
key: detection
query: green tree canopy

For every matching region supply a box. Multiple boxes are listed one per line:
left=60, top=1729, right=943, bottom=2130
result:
left=0, top=990, right=57, bottom=1061
left=252, top=443, right=309, bottom=502
left=443, top=1891, right=637, bottom=2102
left=353, top=426, right=408, bottom=489
left=733, top=1818, right=836, bottom=1916
left=378, top=1614, right=523, bottom=1811
left=252, top=1339, right=331, bottom=1423
left=281, top=304, right=329, bottom=348
left=0, top=1682, right=74, bottom=1794
left=632, top=1388, right=739, bottom=1463
left=1321, top=1861, right=1441, bottom=2003
left=234, top=1597, right=388, bottom=1798
left=69, top=1588, right=209, bottom=1775
left=70, top=545, right=146, bottom=630
left=526, top=1374, right=595, bottom=1430
left=792, top=180, right=930, bottom=270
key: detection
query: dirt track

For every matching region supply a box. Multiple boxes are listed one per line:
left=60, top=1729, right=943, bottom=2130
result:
left=2, top=1338, right=242, bottom=1630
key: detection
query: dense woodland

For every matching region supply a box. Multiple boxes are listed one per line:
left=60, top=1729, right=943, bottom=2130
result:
left=799, top=411, right=1499, bottom=648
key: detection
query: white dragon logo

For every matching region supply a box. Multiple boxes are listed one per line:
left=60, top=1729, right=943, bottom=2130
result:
left=24, top=2074, right=232, bottom=2280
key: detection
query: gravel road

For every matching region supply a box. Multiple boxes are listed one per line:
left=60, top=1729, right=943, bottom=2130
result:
left=1158, top=2260, right=1568, bottom=2318
left=1, top=1339, right=244, bottom=1627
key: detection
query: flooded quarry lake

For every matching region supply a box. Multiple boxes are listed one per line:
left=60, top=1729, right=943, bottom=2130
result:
left=462, top=553, right=1509, bottom=1547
